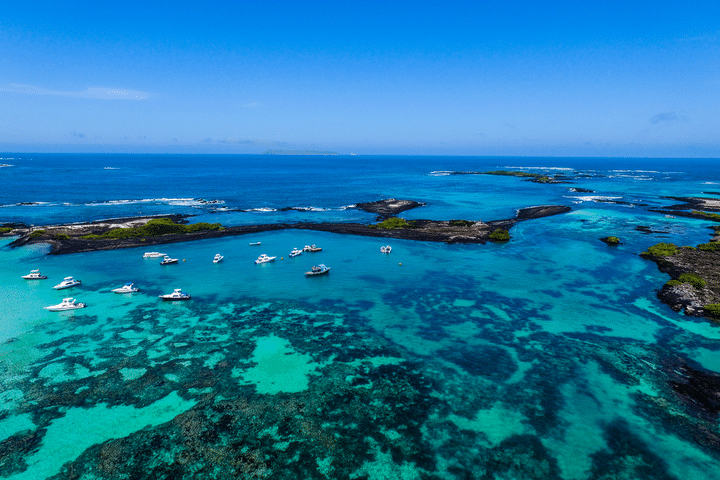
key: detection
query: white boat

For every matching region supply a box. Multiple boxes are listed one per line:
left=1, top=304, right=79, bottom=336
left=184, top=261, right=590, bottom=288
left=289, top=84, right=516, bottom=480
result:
left=303, top=244, right=322, bottom=252
left=45, top=297, right=86, bottom=311
left=249, top=242, right=261, bottom=246
left=381, top=245, right=392, bottom=253
left=159, top=288, right=191, bottom=301
left=22, top=269, right=47, bottom=280
left=112, top=282, right=139, bottom=293
left=305, top=264, right=331, bottom=276
left=160, top=256, right=179, bottom=265
left=213, top=254, right=224, bottom=263
left=143, top=251, right=167, bottom=258
left=255, top=254, right=276, bottom=264
left=53, top=276, right=81, bottom=290
left=289, top=248, right=303, bottom=258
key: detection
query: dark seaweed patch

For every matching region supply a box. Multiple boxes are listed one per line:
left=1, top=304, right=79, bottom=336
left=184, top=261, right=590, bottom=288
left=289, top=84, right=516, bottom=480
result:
left=588, top=421, right=676, bottom=480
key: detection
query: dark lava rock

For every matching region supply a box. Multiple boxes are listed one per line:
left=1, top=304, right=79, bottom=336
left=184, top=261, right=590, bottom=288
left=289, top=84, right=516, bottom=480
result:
left=661, top=196, right=720, bottom=212
left=10, top=201, right=572, bottom=254
left=642, top=245, right=720, bottom=319
left=355, top=198, right=425, bottom=219
left=657, top=283, right=714, bottom=315
left=513, top=205, right=571, bottom=221
left=569, top=187, right=595, bottom=193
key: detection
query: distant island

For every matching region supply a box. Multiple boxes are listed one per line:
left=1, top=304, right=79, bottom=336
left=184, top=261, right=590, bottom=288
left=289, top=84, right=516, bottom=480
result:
left=260, top=149, right=340, bottom=155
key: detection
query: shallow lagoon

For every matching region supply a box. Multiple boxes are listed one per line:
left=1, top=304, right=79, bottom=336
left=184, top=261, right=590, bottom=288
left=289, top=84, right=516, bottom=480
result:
left=1, top=155, right=720, bottom=479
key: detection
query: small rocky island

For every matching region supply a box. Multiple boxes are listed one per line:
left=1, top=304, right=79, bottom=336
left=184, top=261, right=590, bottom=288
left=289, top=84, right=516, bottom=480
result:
left=4, top=199, right=571, bottom=255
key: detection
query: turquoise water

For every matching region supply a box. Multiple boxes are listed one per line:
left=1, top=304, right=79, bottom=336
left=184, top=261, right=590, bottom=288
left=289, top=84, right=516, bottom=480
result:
left=1, top=155, right=720, bottom=479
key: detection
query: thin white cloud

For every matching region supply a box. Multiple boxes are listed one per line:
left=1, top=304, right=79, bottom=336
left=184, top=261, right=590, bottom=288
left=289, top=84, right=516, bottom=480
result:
left=650, top=112, right=689, bottom=125
left=0, top=83, right=150, bottom=100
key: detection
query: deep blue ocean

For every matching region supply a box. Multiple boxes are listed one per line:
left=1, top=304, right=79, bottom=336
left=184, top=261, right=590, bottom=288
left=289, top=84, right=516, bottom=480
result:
left=1, top=154, right=720, bottom=479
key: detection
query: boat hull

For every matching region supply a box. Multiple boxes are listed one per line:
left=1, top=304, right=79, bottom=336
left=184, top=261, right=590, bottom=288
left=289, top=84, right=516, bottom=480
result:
left=46, top=304, right=86, bottom=311
left=305, top=268, right=330, bottom=276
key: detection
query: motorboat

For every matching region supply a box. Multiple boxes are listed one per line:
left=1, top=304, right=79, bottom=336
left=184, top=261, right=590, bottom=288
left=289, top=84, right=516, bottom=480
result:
left=303, top=244, right=322, bottom=252
left=255, top=254, right=276, bottom=264
left=381, top=245, right=392, bottom=254
left=305, top=264, right=330, bottom=276
left=143, top=252, right=167, bottom=258
left=160, top=256, right=179, bottom=265
left=213, top=254, right=224, bottom=263
left=159, top=288, right=191, bottom=301
left=289, top=248, right=303, bottom=258
left=22, top=269, right=47, bottom=280
left=249, top=242, right=261, bottom=246
left=45, top=297, right=86, bottom=311
left=112, top=282, right=139, bottom=293
left=53, top=276, right=81, bottom=290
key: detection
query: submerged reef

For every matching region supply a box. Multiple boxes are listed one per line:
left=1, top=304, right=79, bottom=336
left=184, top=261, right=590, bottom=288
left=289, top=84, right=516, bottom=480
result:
left=3, top=284, right=719, bottom=479
left=8, top=200, right=571, bottom=254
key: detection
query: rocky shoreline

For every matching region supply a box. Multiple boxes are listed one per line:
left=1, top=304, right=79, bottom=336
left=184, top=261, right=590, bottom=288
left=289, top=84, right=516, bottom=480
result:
left=4, top=199, right=571, bottom=255
left=649, top=196, right=720, bottom=220
left=641, top=229, right=720, bottom=320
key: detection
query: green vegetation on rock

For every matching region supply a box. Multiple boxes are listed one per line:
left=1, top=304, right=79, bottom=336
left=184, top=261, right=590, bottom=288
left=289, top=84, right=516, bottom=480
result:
left=371, top=217, right=410, bottom=230
left=489, top=228, right=510, bottom=241
left=533, top=175, right=554, bottom=183
left=53, top=233, right=70, bottom=240
left=0, top=227, right=12, bottom=234
left=449, top=220, right=474, bottom=227
left=605, top=236, right=621, bottom=245
left=80, top=218, right=222, bottom=240
left=665, top=273, right=706, bottom=289
left=691, top=210, right=720, bottom=221
left=641, top=242, right=677, bottom=257
left=704, top=304, right=720, bottom=319
left=677, top=273, right=707, bottom=289
left=698, top=242, right=720, bottom=252
left=28, top=230, right=45, bottom=239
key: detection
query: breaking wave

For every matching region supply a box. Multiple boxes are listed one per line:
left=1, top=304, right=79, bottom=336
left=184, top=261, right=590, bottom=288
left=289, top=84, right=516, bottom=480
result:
left=564, top=195, right=623, bottom=204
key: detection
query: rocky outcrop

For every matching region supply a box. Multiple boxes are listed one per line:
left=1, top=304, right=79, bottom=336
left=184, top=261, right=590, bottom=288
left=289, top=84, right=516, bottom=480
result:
left=642, top=247, right=720, bottom=319
left=657, top=283, right=715, bottom=315
left=650, top=196, right=720, bottom=219
left=9, top=201, right=572, bottom=254
left=600, top=236, right=621, bottom=246
left=355, top=199, right=425, bottom=219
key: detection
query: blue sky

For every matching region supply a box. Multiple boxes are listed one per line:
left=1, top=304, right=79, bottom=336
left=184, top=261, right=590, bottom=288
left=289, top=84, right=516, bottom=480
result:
left=1, top=1, right=718, bottom=156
